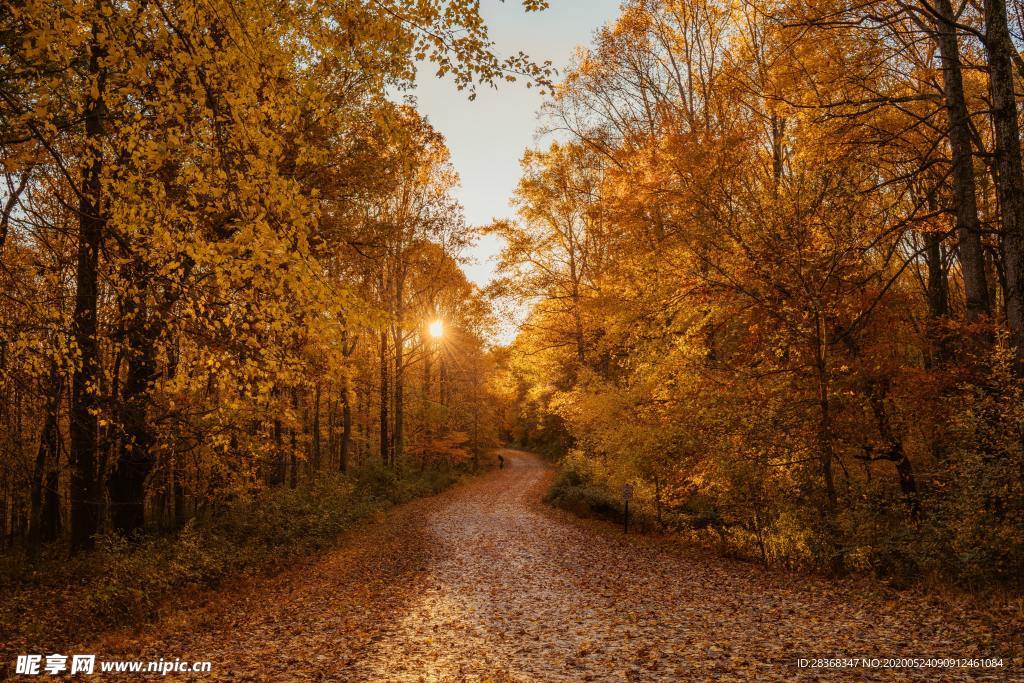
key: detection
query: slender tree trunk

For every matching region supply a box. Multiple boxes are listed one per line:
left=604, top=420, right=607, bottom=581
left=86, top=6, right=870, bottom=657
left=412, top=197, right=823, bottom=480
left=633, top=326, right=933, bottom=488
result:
left=423, top=342, right=432, bottom=404
left=0, top=169, right=30, bottom=254
left=813, top=317, right=838, bottom=511
left=422, top=338, right=432, bottom=463
left=654, top=474, right=664, bottom=530
left=392, top=270, right=406, bottom=464
left=815, top=363, right=841, bottom=571
left=70, top=12, right=107, bottom=553
left=340, top=375, right=352, bottom=473
left=754, top=508, right=769, bottom=565
left=568, top=252, right=586, bottom=366
left=326, top=397, right=336, bottom=467
left=30, top=368, right=62, bottom=556
left=934, top=0, right=992, bottom=323
left=926, top=229, right=951, bottom=364
left=770, top=114, right=786, bottom=187
left=573, top=306, right=586, bottom=366
left=439, top=350, right=448, bottom=409
left=813, top=313, right=842, bottom=573
left=471, top=367, right=481, bottom=469
left=360, top=376, right=371, bottom=466
left=172, top=452, right=186, bottom=528
left=289, top=390, right=298, bottom=489
left=926, top=232, right=951, bottom=319
left=981, top=0, right=1024, bottom=362
left=270, top=415, right=285, bottom=486
left=393, top=334, right=404, bottom=465
left=289, top=427, right=298, bottom=489
left=311, top=382, right=322, bottom=471
left=379, top=329, right=390, bottom=465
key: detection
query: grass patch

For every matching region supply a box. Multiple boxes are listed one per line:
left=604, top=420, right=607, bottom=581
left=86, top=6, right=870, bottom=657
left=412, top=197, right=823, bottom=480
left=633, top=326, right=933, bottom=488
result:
left=0, top=462, right=468, bottom=658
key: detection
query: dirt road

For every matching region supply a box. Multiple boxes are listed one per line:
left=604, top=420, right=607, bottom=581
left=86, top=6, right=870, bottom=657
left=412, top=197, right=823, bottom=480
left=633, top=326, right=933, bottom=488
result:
left=91, top=450, right=1016, bottom=681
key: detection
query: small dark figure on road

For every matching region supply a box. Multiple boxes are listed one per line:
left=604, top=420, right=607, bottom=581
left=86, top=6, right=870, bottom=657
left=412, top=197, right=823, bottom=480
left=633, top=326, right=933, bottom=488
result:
left=498, top=454, right=505, bottom=469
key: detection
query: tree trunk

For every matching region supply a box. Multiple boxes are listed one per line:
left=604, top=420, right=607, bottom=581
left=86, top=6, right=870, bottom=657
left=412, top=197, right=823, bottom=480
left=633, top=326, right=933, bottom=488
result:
left=392, top=270, right=405, bottom=465
left=270, top=414, right=285, bottom=486
left=439, top=350, right=448, bottom=409
left=422, top=338, right=432, bottom=463
left=107, top=296, right=158, bottom=538
left=340, top=375, right=352, bottom=474
left=934, top=0, right=992, bottom=324
left=326, top=397, right=336, bottom=467
left=360, top=377, right=370, bottom=466
left=867, top=382, right=919, bottom=518
left=393, top=331, right=404, bottom=465
left=311, top=383, right=322, bottom=471
left=813, top=319, right=838, bottom=511
left=289, top=427, right=298, bottom=489
left=379, top=329, right=390, bottom=465
left=654, top=474, right=664, bottom=530
left=29, top=368, right=62, bottom=556
left=981, top=0, right=1024, bottom=363
left=925, top=230, right=951, bottom=364
left=69, top=14, right=107, bottom=553
left=171, top=451, right=186, bottom=528
left=770, top=114, right=786, bottom=187
left=926, top=233, right=950, bottom=319
left=813, top=313, right=842, bottom=573
left=568, top=253, right=586, bottom=366
left=42, top=470, right=61, bottom=542
left=0, top=169, right=30, bottom=254
left=289, top=390, right=298, bottom=489
left=174, top=481, right=186, bottom=527
left=423, top=346, right=432, bottom=400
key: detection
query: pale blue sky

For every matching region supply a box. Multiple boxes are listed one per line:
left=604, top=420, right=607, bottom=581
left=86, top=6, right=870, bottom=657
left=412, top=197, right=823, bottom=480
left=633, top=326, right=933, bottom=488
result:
left=412, top=0, right=621, bottom=288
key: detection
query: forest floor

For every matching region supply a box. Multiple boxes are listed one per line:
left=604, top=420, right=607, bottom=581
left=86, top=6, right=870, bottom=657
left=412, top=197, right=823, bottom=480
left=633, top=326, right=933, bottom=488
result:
left=80, top=450, right=1020, bottom=682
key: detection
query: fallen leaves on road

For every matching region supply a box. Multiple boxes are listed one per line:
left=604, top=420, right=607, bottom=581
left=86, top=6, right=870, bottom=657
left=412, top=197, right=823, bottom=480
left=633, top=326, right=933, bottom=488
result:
left=83, top=451, right=1020, bottom=681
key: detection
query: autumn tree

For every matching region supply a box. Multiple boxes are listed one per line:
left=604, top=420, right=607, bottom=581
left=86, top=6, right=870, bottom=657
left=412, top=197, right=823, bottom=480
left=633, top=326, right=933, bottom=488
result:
left=498, top=0, right=1024, bottom=581
left=0, top=0, right=547, bottom=551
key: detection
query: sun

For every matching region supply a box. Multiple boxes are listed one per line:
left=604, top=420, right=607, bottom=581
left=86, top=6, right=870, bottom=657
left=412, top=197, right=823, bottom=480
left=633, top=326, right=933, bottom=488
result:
left=428, top=319, right=444, bottom=339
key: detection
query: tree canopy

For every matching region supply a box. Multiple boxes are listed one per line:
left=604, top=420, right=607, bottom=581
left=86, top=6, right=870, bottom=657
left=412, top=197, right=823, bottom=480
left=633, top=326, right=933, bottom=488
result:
left=495, top=0, right=1024, bottom=584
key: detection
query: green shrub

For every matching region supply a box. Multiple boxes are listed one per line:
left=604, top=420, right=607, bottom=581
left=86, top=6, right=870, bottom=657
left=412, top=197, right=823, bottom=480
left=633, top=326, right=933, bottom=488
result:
left=544, top=453, right=660, bottom=529
left=672, top=494, right=724, bottom=531
left=547, top=457, right=605, bottom=515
